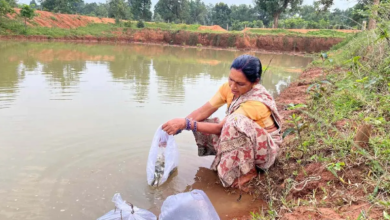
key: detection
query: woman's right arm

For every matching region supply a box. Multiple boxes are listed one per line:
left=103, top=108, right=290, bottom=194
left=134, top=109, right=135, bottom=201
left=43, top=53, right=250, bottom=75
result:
left=186, top=101, right=218, bottom=122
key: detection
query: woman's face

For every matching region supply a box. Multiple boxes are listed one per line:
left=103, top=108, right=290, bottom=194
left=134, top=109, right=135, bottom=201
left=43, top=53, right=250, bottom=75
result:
left=228, top=68, right=256, bottom=96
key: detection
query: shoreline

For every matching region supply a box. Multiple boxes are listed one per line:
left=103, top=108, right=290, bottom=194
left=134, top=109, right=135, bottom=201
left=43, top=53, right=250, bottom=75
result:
left=0, top=31, right=342, bottom=54
left=0, top=35, right=310, bottom=56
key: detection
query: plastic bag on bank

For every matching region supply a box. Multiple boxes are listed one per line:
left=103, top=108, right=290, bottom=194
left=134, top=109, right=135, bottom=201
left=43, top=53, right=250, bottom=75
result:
left=159, top=189, right=220, bottom=220
left=97, top=193, right=156, bottom=220
left=146, top=126, right=179, bottom=186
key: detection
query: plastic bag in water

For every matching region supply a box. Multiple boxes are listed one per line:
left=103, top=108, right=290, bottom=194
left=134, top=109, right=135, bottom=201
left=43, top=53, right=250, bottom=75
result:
left=146, top=126, right=179, bottom=186
left=97, top=193, right=156, bottom=220
left=159, top=189, right=220, bottom=220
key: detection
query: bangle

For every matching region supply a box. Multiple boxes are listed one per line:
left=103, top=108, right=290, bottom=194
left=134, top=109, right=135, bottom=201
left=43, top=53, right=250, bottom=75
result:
left=192, top=121, right=198, bottom=132
left=185, top=118, right=191, bottom=130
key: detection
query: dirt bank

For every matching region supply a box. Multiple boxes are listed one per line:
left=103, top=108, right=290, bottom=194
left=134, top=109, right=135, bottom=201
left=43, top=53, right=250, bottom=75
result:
left=0, top=29, right=343, bottom=53
left=3, top=9, right=344, bottom=53
left=10, top=8, right=115, bottom=28
left=233, top=67, right=383, bottom=219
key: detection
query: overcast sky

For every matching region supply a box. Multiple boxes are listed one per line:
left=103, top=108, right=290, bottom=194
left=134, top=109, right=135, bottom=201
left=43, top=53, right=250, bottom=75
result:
left=18, top=0, right=358, bottom=11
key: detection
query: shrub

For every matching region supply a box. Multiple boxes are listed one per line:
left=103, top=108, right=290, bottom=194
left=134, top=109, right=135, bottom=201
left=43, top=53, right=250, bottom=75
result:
left=124, top=21, right=132, bottom=28
left=137, top=20, right=145, bottom=28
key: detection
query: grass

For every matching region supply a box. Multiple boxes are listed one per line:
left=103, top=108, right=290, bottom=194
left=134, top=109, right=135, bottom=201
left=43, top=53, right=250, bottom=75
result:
left=0, top=15, right=355, bottom=39
left=250, top=3, right=390, bottom=219
left=0, top=17, right=117, bottom=37
left=246, top=28, right=352, bottom=38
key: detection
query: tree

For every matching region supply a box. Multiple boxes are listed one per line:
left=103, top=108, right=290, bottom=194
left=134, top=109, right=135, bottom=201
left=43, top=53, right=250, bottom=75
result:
left=211, top=2, right=231, bottom=29
left=230, top=4, right=257, bottom=22
left=255, top=0, right=303, bottom=28
left=95, top=3, right=109, bottom=17
left=154, top=0, right=190, bottom=23
left=153, top=12, right=163, bottom=22
left=5, top=0, right=17, bottom=7
left=136, top=19, right=144, bottom=28
left=40, top=0, right=83, bottom=14
left=368, top=0, right=379, bottom=29
left=29, top=0, right=39, bottom=9
left=0, top=0, right=14, bottom=17
left=82, top=2, right=99, bottom=16
left=187, top=0, right=207, bottom=24
left=20, top=4, right=36, bottom=29
left=108, top=0, right=131, bottom=20
left=129, top=0, right=152, bottom=21
left=205, top=3, right=213, bottom=25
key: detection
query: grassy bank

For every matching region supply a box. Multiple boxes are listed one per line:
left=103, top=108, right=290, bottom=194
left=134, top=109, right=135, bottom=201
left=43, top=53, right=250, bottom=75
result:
left=0, top=15, right=353, bottom=39
left=249, top=3, right=390, bottom=219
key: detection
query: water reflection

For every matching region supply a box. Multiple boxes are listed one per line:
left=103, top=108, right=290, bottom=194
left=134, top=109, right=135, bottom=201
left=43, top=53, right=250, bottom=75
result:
left=0, top=43, right=25, bottom=109
left=109, top=54, right=151, bottom=103
left=0, top=41, right=312, bottom=108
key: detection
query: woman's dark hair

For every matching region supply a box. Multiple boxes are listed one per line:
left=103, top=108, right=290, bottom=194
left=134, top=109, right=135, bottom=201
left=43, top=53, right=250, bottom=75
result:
left=230, top=54, right=262, bottom=83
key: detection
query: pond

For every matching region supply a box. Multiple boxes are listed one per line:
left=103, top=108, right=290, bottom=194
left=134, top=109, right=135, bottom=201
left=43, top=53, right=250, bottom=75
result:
left=0, top=41, right=312, bottom=220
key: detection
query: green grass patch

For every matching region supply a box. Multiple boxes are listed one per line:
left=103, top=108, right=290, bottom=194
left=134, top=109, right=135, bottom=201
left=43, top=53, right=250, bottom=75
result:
left=251, top=3, right=390, bottom=218
left=246, top=28, right=353, bottom=38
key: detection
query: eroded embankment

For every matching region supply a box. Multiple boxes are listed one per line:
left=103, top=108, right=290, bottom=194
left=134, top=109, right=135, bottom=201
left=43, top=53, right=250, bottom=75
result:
left=0, top=29, right=343, bottom=53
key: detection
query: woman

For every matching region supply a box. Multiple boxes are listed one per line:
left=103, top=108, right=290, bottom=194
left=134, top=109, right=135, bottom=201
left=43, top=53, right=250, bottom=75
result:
left=162, top=54, right=282, bottom=188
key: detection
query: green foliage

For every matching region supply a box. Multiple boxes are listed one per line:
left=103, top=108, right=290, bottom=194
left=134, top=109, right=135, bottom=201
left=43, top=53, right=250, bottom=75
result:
left=187, top=0, right=207, bottom=24
left=124, top=21, right=132, bottom=28
left=153, top=13, right=163, bottom=23
left=0, top=0, right=14, bottom=17
left=211, top=2, right=231, bottom=29
left=254, top=0, right=303, bottom=28
left=154, top=0, right=189, bottom=23
left=136, top=20, right=145, bottom=28
left=129, top=0, right=152, bottom=21
left=40, top=0, right=83, bottom=14
left=230, top=4, right=257, bottom=23
left=20, top=4, right=36, bottom=29
left=109, top=0, right=132, bottom=20
left=50, top=16, right=57, bottom=21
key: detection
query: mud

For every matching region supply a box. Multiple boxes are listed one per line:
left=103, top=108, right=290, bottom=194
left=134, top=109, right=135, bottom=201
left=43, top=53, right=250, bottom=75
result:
left=10, top=8, right=115, bottom=28
left=185, top=167, right=266, bottom=220
left=198, top=25, right=227, bottom=32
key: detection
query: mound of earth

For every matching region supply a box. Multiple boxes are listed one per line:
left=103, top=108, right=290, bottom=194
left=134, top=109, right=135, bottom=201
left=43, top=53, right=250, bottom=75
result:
left=198, top=25, right=227, bottom=32
left=10, top=8, right=115, bottom=29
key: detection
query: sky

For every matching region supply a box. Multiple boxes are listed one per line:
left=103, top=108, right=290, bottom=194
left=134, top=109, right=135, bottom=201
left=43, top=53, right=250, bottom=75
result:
left=19, top=0, right=358, bottom=11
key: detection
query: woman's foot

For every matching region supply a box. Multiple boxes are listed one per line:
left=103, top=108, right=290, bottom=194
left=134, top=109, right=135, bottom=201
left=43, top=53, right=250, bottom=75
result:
left=231, top=168, right=258, bottom=189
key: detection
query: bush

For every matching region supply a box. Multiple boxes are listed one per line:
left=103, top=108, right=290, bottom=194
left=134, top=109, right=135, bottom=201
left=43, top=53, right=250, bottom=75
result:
left=124, top=21, right=132, bottom=28
left=137, top=20, right=145, bottom=28
left=253, top=20, right=264, bottom=28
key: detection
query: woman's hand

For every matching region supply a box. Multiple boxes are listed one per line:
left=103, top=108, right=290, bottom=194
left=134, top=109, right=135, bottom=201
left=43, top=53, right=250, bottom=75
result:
left=162, top=118, right=186, bottom=135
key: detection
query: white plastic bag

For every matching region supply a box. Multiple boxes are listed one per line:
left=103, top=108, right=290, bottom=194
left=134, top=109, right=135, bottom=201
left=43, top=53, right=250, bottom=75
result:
left=146, top=126, right=179, bottom=186
left=159, top=189, right=220, bottom=220
left=97, top=193, right=157, bottom=220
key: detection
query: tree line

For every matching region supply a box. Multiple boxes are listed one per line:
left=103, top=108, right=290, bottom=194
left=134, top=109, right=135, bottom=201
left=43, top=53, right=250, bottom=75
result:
left=0, top=0, right=382, bottom=30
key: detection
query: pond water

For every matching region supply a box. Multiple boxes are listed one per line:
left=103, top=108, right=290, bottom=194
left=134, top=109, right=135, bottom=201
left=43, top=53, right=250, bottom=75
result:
left=0, top=41, right=312, bottom=220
